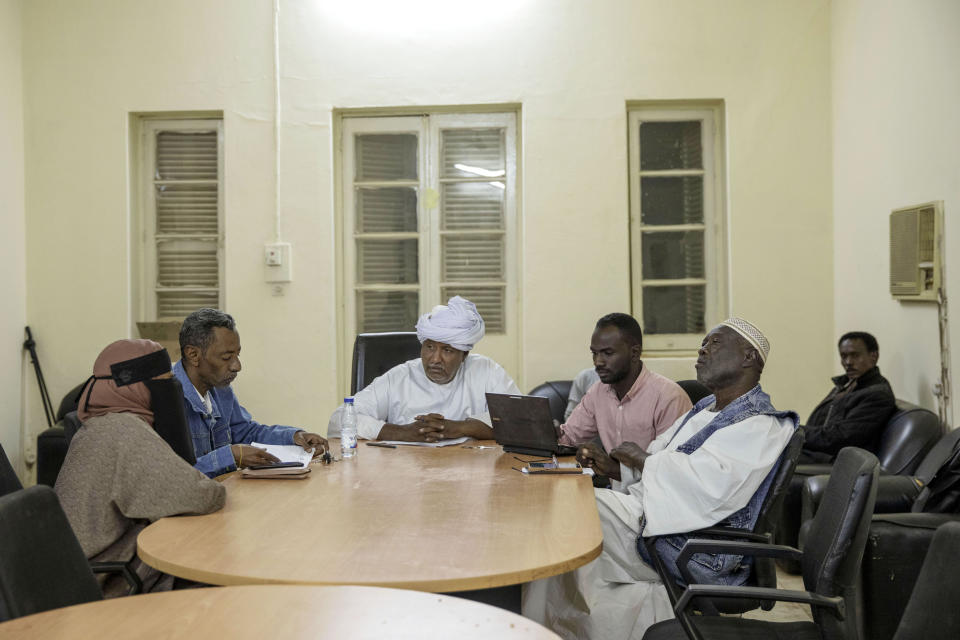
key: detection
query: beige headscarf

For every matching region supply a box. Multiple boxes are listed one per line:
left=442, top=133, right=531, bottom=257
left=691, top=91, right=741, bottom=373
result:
left=77, top=339, right=169, bottom=426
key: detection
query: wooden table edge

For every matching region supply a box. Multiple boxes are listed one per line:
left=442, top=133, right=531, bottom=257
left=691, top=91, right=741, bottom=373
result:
left=0, top=585, right=564, bottom=639
left=138, top=538, right=603, bottom=592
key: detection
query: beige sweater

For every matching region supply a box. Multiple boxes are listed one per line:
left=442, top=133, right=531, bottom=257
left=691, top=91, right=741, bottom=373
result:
left=54, top=412, right=226, bottom=596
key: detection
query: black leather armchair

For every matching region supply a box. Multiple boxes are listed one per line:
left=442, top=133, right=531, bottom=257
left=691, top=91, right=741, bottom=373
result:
left=802, top=425, right=960, bottom=520
left=350, top=332, right=422, bottom=394
left=860, top=512, right=960, bottom=640
left=801, top=426, right=960, bottom=640
left=776, top=399, right=940, bottom=571
left=883, top=521, right=960, bottom=639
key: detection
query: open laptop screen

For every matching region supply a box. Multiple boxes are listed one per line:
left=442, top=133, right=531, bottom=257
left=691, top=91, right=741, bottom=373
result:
left=486, top=393, right=560, bottom=454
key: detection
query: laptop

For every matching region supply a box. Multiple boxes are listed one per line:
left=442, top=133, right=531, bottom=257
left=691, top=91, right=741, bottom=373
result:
left=486, top=392, right=579, bottom=457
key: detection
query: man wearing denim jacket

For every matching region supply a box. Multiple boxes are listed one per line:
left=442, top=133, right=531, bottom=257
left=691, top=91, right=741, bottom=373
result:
left=523, top=318, right=797, bottom=640
left=173, top=308, right=327, bottom=478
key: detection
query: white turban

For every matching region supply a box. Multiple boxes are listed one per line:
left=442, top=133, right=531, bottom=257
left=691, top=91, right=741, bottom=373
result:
left=720, top=317, right=770, bottom=364
left=415, top=296, right=485, bottom=352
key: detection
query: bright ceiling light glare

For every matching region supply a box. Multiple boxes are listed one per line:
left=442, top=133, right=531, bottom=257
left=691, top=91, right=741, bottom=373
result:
left=454, top=163, right=505, bottom=178
left=319, top=0, right=528, bottom=36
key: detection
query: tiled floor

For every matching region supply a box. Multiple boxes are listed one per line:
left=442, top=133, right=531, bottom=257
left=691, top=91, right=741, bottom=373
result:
left=740, top=568, right=813, bottom=623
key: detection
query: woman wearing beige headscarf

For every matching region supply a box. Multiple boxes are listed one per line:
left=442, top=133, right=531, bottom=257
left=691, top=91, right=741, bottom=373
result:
left=55, top=339, right=225, bottom=597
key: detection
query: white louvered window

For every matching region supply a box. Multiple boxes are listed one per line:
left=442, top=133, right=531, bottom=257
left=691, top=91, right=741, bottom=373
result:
left=340, top=112, right=518, bottom=371
left=139, top=119, right=223, bottom=319
left=628, top=105, right=727, bottom=352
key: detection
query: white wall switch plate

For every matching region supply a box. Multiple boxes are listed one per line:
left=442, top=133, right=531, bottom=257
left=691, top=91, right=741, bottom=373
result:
left=264, top=242, right=292, bottom=282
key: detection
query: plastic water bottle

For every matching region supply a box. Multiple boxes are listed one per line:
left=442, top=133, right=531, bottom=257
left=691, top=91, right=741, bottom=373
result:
left=341, top=397, right=358, bottom=458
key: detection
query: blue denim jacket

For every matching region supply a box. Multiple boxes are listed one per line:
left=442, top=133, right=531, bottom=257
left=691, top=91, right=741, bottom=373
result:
left=637, top=384, right=798, bottom=586
left=173, top=360, right=300, bottom=477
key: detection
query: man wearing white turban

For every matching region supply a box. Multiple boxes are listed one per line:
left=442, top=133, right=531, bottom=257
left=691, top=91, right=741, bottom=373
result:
left=332, top=296, right=521, bottom=442
left=522, top=318, right=798, bottom=640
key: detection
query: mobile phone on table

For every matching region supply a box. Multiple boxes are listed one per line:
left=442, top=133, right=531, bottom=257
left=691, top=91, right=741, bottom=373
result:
left=247, top=461, right=303, bottom=470
left=525, top=461, right=582, bottom=474
left=528, top=461, right=559, bottom=470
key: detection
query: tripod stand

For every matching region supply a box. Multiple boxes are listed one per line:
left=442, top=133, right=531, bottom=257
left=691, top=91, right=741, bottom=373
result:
left=23, top=326, right=55, bottom=429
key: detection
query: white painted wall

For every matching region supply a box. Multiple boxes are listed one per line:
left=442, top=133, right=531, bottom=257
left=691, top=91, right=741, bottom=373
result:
left=0, top=0, right=27, bottom=478
left=20, top=0, right=834, bottom=462
left=833, top=0, right=960, bottom=417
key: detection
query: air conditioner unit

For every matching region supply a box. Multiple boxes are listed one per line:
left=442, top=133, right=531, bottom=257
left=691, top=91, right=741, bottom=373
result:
left=890, top=201, right=943, bottom=302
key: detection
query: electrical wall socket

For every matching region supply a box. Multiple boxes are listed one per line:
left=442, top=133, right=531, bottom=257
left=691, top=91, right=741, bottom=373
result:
left=264, top=242, right=292, bottom=282
left=265, top=245, right=282, bottom=266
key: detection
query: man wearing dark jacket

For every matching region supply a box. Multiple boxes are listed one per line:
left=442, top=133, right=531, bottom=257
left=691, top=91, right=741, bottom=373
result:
left=800, top=331, right=896, bottom=462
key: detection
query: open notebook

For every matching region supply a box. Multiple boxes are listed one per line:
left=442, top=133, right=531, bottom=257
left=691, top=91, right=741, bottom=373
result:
left=240, top=443, right=314, bottom=479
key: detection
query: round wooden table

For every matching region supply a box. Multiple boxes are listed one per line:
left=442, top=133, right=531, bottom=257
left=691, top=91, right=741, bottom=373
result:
left=138, top=442, right=602, bottom=591
left=0, top=585, right=562, bottom=639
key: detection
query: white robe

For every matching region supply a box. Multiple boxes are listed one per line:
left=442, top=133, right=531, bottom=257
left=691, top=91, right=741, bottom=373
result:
left=522, top=406, right=794, bottom=640
left=328, top=354, right=521, bottom=440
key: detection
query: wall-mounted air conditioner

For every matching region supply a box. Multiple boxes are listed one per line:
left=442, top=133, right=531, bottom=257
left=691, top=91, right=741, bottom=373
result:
left=890, top=201, right=943, bottom=302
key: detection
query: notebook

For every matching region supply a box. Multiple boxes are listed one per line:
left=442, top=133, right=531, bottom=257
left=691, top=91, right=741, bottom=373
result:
left=486, top=392, right=579, bottom=457
left=240, top=466, right=311, bottom=479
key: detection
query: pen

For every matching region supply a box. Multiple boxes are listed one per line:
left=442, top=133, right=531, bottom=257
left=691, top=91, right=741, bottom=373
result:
left=366, top=442, right=397, bottom=449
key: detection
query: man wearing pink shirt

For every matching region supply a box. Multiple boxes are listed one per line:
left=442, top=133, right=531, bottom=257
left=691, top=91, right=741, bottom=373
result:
left=559, top=313, right=692, bottom=478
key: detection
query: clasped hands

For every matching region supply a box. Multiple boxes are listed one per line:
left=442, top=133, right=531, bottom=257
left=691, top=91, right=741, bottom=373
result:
left=378, top=414, right=491, bottom=442
left=403, top=413, right=470, bottom=442
left=231, top=431, right=329, bottom=468
left=576, top=441, right=649, bottom=481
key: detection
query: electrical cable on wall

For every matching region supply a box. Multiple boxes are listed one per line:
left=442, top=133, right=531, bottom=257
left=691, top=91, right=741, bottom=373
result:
left=262, top=0, right=292, bottom=288
left=273, top=0, right=282, bottom=244
left=937, top=272, right=952, bottom=429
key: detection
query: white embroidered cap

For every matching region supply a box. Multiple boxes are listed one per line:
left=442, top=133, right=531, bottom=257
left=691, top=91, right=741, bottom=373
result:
left=719, top=317, right=770, bottom=364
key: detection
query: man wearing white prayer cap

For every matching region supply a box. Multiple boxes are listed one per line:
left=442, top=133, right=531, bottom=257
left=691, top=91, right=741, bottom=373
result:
left=329, top=296, right=521, bottom=443
left=523, top=318, right=798, bottom=640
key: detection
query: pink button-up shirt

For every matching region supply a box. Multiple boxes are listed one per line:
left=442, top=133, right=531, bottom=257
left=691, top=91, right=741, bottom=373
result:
left=559, top=366, right=693, bottom=452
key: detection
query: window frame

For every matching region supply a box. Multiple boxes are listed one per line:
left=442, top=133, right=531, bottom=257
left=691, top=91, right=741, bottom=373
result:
left=136, top=116, right=224, bottom=321
left=337, top=109, right=519, bottom=386
left=627, top=103, right=727, bottom=353
left=429, top=112, right=517, bottom=336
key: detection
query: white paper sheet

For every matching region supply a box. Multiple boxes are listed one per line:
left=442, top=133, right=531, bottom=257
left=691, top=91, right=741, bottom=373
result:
left=376, top=436, right=471, bottom=448
left=250, top=442, right=314, bottom=468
